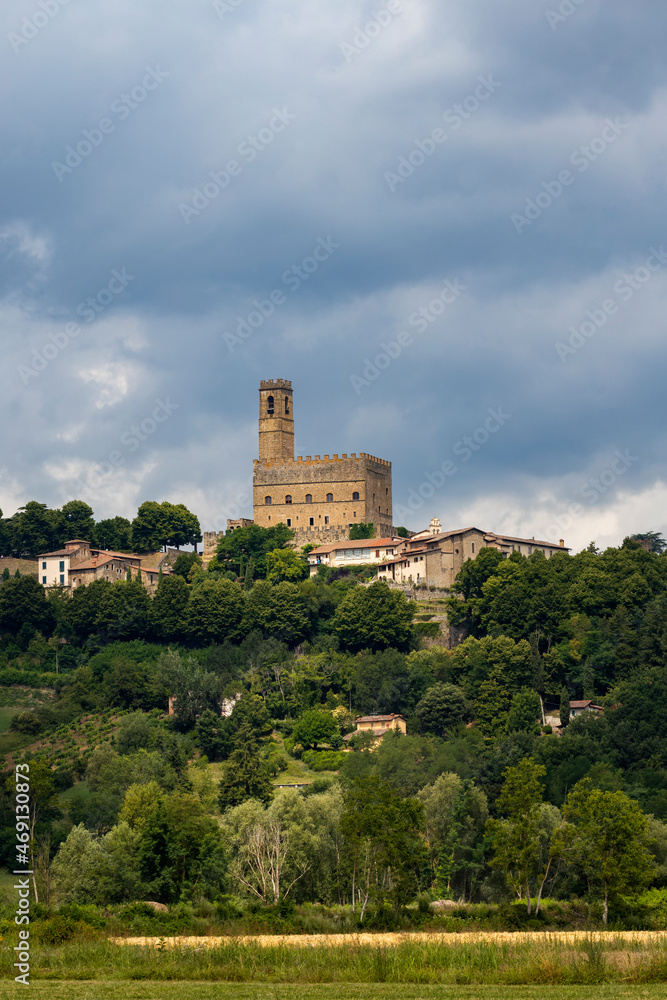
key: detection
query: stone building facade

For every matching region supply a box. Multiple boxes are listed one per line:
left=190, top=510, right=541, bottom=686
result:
left=252, top=379, right=394, bottom=541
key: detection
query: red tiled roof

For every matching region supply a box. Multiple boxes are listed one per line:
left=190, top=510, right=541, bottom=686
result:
left=356, top=714, right=404, bottom=722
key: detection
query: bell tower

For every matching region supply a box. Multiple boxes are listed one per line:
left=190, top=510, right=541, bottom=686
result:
left=258, top=379, right=294, bottom=461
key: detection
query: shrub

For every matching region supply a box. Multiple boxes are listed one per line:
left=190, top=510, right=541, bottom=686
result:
left=302, top=750, right=347, bottom=772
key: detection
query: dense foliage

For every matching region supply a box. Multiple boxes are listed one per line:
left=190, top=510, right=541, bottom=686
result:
left=1, top=524, right=667, bottom=926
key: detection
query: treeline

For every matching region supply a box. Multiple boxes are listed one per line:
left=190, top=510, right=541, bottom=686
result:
left=0, top=499, right=201, bottom=558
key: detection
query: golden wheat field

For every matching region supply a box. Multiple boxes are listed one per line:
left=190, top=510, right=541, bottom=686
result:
left=113, top=930, right=667, bottom=948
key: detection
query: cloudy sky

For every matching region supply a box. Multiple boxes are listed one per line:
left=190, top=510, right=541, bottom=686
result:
left=2, top=0, right=666, bottom=552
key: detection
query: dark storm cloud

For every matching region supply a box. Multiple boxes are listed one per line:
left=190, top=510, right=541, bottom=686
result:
left=1, top=0, right=666, bottom=551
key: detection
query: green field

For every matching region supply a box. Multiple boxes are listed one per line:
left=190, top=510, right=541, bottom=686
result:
left=0, top=984, right=663, bottom=1000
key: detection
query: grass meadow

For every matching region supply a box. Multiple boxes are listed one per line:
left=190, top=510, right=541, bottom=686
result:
left=2, top=932, right=667, bottom=991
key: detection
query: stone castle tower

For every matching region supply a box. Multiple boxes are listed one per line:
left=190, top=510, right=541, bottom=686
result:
left=252, top=379, right=394, bottom=543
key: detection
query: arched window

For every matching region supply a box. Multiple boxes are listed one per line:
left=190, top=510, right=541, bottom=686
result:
left=326, top=493, right=333, bottom=502
left=305, top=494, right=313, bottom=503
left=352, top=491, right=360, bottom=501
left=285, top=495, right=292, bottom=504
left=284, top=396, right=290, bottom=414
left=264, top=496, right=272, bottom=505
left=267, top=395, right=274, bottom=414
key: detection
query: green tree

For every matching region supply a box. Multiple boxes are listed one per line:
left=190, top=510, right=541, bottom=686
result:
left=507, top=688, right=542, bottom=734
left=349, top=522, right=374, bottom=540
left=10, top=501, right=59, bottom=558
left=629, top=531, right=666, bottom=554
left=557, top=779, right=656, bottom=925
left=559, top=686, right=571, bottom=729
left=266, top=548, right=307, bottom=583
left=243, top=580, right=310, bottom=646
left=58, top=500, right=96, bottom=543
left=51, top=824, right=105, bottom=904
left=95, top=515, right=133, bottom=550
left=183, top=578, right=245, bottom=645
left=415, top=683, right=467, bottom=737
left=152, top=573, right=189, bottom=641
left=340, top=775, right=424, bottom=919
left=0, top=575, right=56, bottom=636
left=332, top=581, right=414, bottom=652
left=212, top=523, right=295, bottom=579
left=486, top=758, right=546, bottom=913
left=218, top=723, right=274, bottom=810
left=132, top=501, right=200, bottom=552
left=172, top=551, right=202, bottom=579
left=292, top=709, right=338, bottom=750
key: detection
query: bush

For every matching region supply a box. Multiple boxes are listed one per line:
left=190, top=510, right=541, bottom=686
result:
left=302, top=749, right=347, bottom=772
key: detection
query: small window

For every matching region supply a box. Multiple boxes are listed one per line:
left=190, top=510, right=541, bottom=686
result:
left=375, top=550, right=380, bottom=557
left=285, top=495, right=292, bottom=504
left=309, top=517, right=314, bottom=526
left=265, top=496, right=272, bottom=505
left=42, top=561, right=46, bottom=570
left=42, top=576, right=46, bottom=585
left=284, top=396, right=289, bottom=414
left=305, top=494, right=312, bottom=503
left=267, top=395, right=274, bottom=414
left=325, top=516, right=329, bottom=524
left=60, top=574, right=65, bottom=585
left=471, top=543, right=475, bottom=553
left=352, top=491, right=359, bottom=501
left=287, top=518, right=292, bottom=527
left=353, top=511, right=356, bottom=518
left=326, top=493, right=333, bottom=502
left=59, top=560, right=65, bottom=571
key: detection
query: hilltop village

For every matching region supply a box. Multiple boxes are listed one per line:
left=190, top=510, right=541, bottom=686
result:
left=0, top=378, right=664, bottom=934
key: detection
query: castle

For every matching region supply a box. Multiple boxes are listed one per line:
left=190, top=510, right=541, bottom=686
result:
left=252, top=379, right=394, bottom=543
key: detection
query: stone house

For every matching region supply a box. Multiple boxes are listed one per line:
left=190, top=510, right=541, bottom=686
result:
left=376, top=521, right=569, bottom=590
left=37, top=539, right=172, bottom=594
left=343, top=713, right=407, bottom=748
left=307, top=537, right=402, bottom=576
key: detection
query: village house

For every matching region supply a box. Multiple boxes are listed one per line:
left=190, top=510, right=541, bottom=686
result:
left=375, top=518, right=569, bottom=590
left=37, top=539, right=173, bottom=595
left=544, top=700, right=604, bottom=728
left=307, top=537, right=402, bottom=576
left=343, top=713, right=407, bottom=748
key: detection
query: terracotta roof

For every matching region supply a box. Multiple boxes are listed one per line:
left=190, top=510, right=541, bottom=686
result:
left=570, top=700, right=604, bottom=710
left=36, top=548, right=73, bottom=558
left=309, top=538, right=400, bottom=555
left=356, top=714, right=404, bottom=722
left=485, top=532, right=570, bottom=550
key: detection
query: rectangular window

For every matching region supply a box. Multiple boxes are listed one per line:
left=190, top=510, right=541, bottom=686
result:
left=375, top=550, right=380, bottom=557
left=286, top=518, right=291, bottom=527
left=309, top=518, right=314, bottom=526
left=471, top=543, right=475, bottom=553
left=42, top=576, right=46, bottom=585
left=59, top=560, right=65, bottom=571
left=324, top=516, right=329, bottom=524
left=42, top=561, right=46, bottom=570
left=59, top=574, right=65, bottom=585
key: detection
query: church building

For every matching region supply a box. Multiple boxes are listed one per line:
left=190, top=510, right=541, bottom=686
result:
left=252, top=379, right=394, bottom=542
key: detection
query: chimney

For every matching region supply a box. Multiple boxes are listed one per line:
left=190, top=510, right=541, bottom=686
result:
left=559, top=539, right=564, bottom=547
